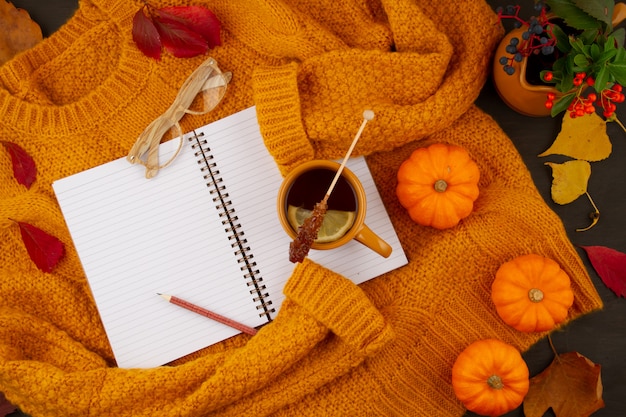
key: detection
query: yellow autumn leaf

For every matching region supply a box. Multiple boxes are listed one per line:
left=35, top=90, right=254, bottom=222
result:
left=539, top=113, right=612, bottom=161
left=545, top=160, right=591, bottom=205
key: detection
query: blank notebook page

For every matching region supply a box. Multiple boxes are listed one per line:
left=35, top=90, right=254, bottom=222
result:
left=53, top=106, right=407, bottom=368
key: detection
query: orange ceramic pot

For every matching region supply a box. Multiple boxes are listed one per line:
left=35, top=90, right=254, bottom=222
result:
left=492, top=3, right=626, bottom=117
left=492, top=27, right=557, bottom=117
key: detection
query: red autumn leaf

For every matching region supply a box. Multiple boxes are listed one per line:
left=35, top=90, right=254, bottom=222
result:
left=161, top=6, right=221, bottom=48
left=1, top=141, right=36, bottom=189
left=0, top=392, right=17, bottom=417
left=15, top=221, right=64, bottom=273
left=581, top=245, right=626, bottom=298
left=132, top=6, right=162, bottom=60
left=131, top=4, right=221, bottom=59
left=153, top=11, right=208, bottom=58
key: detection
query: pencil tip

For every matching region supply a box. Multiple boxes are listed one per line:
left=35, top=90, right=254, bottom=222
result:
left=156, top=292, right=162, bottom=295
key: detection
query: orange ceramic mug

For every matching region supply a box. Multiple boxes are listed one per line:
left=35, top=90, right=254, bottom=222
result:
left=277, top=160, right=392, bottom=258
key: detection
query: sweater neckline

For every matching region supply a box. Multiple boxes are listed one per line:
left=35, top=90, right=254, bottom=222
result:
left=0, top=0, right=147, bottom=136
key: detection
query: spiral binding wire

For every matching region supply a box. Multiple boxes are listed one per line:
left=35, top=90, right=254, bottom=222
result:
left=189, top=131, right=275, bottom=320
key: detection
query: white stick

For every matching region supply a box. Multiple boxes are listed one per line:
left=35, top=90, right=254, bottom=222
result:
left=324, top=110, right=375, bottom=197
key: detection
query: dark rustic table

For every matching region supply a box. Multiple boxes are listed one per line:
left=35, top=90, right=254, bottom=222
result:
left=8, top=1, right=626, bottom=417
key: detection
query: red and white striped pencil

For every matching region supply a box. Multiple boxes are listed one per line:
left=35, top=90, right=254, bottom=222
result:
left=157, top=293, right=258, bottom=336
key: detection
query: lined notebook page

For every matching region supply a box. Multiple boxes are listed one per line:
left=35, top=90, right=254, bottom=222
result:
left=53, top=106, right=407, bottom=369
left=53, top=134, right=269, bottom=369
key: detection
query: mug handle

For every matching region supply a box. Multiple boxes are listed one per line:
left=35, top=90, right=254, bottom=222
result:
left=354, top=224, right=393, bottom=258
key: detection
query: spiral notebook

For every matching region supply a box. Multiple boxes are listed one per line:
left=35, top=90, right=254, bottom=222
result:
left=52, top=106, right=407, bottom=368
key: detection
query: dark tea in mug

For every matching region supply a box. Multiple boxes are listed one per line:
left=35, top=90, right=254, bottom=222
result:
left=285, top=168, right=357, bottom=242
left=286, top=168, right=357, bottom=211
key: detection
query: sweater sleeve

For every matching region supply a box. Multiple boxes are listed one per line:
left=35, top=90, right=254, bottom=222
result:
left=283, top=259, right=394, bottom=356
left=252, top=0, right=503, bottom=174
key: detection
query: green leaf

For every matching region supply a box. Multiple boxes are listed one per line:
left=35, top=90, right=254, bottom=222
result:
left=551, top=92, right=576, bottom=117
left=607, top=61, right=626, bottom=85
left=551, top=56, right=575, bottom=92
left=574, top=54, right=589, bottom=67
left=579, top=29, right=600, bottom=45
left=605, top=34, right=616, bottom=52
left=566, top=53, right=578, bottom=74
left=572, top=0, right=613, bottom=30
left=591, top=44, right=601, bottom=60
left=559, top=76, right=575, bottom=92
left=546, top=0, right=604, bottom=30
left=613, top=28, right=626, bottom=48
left=594, top=64, right=610, bottom=90
left=551, top=24, right=572, bottom=53
left=552, top=56, right=566, bottom=73
left=569, top=37, right=586, bottom=54
left=597, top=48, right=618, bottom=65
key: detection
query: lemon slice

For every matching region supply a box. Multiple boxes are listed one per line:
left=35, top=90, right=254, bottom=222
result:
left=287, top=205, right=356, bottom=243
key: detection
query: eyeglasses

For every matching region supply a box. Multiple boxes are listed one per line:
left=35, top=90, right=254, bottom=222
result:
left=127, top=57, right=231, bottom=178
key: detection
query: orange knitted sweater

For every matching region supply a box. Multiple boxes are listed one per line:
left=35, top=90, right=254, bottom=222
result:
left=0, top=0, right=602, bottom=416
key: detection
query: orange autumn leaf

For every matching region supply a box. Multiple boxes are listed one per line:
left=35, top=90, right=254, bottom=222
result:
left=0, top=0, right=42, bottom=65
left=523, top=351, right=604, bottom=417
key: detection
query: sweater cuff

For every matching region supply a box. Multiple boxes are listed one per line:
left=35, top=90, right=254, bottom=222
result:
left=283, top=259, right=394, bottom=356
left=252, top=63, right=315, bottom=175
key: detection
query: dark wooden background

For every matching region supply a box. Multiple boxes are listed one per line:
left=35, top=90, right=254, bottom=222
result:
left=8, top=1, right=625, bottom=416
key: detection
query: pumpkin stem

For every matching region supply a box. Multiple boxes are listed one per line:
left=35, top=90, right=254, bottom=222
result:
left=487, top=375, right=505, bottom=390
left=528, top=288, right=544, bottom=303
left=433, top=179, right=448, bottom=192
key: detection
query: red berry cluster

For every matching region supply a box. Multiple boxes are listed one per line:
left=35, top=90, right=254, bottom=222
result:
left=600, top=84, right=624, bottom=118
left=566, top=93, right=597, bottom=118
left=544, top=91, right=557, bottom=109
left=572, top=71, right=587, bottom=87
left=544, top=71, right=625, bottom=118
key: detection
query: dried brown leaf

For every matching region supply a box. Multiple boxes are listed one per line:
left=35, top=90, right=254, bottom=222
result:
left=524, top=351, right=604, bottom=417
left=0, top=0, right=42, bottom=65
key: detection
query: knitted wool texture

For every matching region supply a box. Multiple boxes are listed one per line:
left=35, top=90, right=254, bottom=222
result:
left=0, top=0, right=603, bottom=416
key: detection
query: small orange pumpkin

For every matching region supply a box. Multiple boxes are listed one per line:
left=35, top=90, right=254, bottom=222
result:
left=491, top=254, right=574, bottom=333
left=396, top=143, right=480, bottom=229
left=452, top=338, right=529, bottom=417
